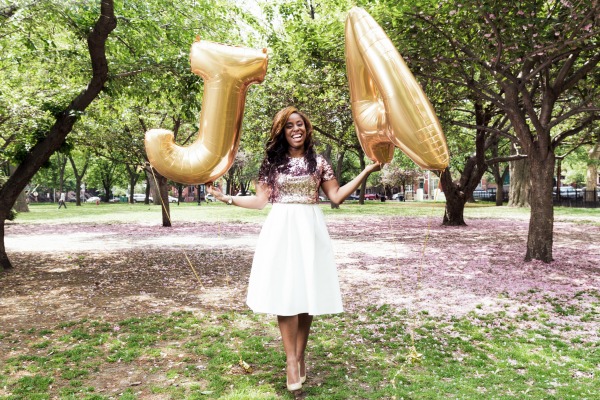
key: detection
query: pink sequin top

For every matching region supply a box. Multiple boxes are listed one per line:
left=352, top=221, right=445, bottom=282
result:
left=258, top=155, right=336, bottom=204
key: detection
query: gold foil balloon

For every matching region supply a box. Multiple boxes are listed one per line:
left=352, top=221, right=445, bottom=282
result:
left=145, top=39, right=268, bottom=184
left=345, top=7, right=449, bottom=170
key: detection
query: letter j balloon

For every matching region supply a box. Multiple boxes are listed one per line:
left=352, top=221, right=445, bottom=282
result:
left=145, top=39, right=268, bottom=184
left=345, top=7, right=449, bottom=170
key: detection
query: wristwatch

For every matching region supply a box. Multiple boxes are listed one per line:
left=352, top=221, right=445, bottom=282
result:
left=227, top=196, right=233, bottom=205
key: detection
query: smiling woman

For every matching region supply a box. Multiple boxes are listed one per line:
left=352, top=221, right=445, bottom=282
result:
left=207, top=106, right=381, bottom=391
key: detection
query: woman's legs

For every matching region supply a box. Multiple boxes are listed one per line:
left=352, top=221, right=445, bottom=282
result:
left=296, top=313, right=313, bottom=379
left=277, top=315, right=300, bottom=386
left=277, top=313, right=313, bottom=386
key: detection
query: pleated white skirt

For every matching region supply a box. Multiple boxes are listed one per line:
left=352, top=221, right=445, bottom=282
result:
left=246, top=203, right=343, bottom=316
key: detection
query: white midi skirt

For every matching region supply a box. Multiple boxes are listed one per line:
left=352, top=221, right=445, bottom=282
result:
left=246, top=203, right=343, bottom=316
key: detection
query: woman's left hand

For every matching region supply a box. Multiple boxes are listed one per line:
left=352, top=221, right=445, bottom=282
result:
left=206, top=183, right=227, bottom=202
left=365, top=162, right=383, bottom=174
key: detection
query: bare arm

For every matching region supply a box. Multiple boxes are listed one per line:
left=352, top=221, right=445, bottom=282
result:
left=206, top=182, right=270, bottom=210
left=321, top=162, right=382, bottom=204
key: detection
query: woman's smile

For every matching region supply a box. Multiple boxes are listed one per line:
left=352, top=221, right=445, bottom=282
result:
left=285, top=113, right=307, bottom=151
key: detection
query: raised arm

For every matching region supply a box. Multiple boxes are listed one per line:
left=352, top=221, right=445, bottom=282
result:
left=206, top=182, right=270, bottom=210
left=321, top=162, right=382, bottom=204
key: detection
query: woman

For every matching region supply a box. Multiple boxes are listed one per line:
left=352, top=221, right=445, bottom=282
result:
left=208, top=106, right=380, bottom=391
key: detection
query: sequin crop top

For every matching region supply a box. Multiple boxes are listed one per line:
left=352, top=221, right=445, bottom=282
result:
left=258, top=155, right=336, bottom=204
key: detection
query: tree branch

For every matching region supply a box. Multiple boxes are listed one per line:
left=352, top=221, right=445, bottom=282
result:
left=452, top=121, right=516, bottom=142
left=551, top=115, right=598, bottom=148
left=561, top=52, right=600, bottom=93
left=549, top=105, right=600, bottom=129
left=485, top=154, right=528, bottom=164
left=0, top=0, right=117, bottom=216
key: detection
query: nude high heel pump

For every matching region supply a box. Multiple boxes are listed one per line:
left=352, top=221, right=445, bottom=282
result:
left=286, top=363, right=302, bottom=391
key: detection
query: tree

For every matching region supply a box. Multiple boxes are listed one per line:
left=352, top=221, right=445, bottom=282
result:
left=68, top=150, right=91, bottom=206
left=378, top=0, right=600, bottom=261
left=0, top=0, right=116, bottom=270
left=441, top=97, right=517, bottom=223
left=586, top=141, right=600, bottom=196
left=86, top=157, right=126, bottom=202
left=380, top=160, right=421, bottom=197
left=88, top=0, right=252, bottom=223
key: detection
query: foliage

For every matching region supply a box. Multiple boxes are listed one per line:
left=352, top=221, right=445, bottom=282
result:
left=247, top=0, right=367, bottom=182
left=380, top=163, right=421, bottom=191
left=386, top=0, right=597, bottom=148
left=0, top=0, right=100, bottom=168
left=85, top=156, right=127, bottom=199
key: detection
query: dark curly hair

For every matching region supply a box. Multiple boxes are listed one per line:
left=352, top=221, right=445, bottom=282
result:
left=258, top=106, right=317, bottom=187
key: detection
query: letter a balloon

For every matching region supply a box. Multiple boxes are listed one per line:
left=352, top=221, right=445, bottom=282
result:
left=345, top=7, right=449, bottom=170
left=145, top=39, right=268, bottom=184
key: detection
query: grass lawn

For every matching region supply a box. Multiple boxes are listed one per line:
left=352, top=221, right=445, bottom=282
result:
left=1, top=202, right=599, bottom=399
left=16, top=199, right=591, bottom=224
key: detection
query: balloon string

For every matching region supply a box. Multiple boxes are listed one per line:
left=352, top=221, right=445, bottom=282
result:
left=148, top=171, right=249, bottom=372
left=405, top=210, right=431, bottom=363
left=213, top=185, right=251, bottom=373
left=408, top=169, right=444, bottom=359
left=148, top=166, right=204, bottom=289
left=394, top=169, right=444, bottom=368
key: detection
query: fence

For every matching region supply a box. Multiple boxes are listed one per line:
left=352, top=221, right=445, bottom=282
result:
left=552, top=188, right=600, bottom=208
left=472, top=188, right=509, bottom=202
left=473, top=188, right=600, bottom=208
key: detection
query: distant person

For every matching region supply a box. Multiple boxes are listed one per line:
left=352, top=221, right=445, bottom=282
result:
left=58, top=192, right=67, bottom=209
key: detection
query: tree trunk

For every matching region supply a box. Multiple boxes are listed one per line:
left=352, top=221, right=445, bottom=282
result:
left=441, top=167, right=467, bottom=226
left=0, top=219, right=9, bottom=270
left=9, top=166, right=29, bottom=213
left=177, top=183, right=183, bottom=204
left=585, top=164, right=598, bottom=202
left=525, top=151, right=555, bottom=262
left=555, top=158, right=563, bottom=202
left=14, top=190, right=29, bottom=213
left=57, top=153, right=68, bottom=195
left=0, top=1, right=116, bottom=271
left=74, top=177, right=82, bottom=205
left=330, top=150, right=345, bottom=209
left=493, top=165, right=508, bottom=206
left=508, top=157, right=530, bottom=207
left=69, top=154, right=88, bottom=206
left=146, top=167, right=171, bottom=226
left=155, top=172, right=171, bottom=227
left=358, top=155, right=366, bottom=204
left=102, top=179, right=111, bottom=202
left=125, top=164, right=139, bottom=204
left=441, top=135, right=486, bottom=226
left=585, top=144, right=599, bottom=202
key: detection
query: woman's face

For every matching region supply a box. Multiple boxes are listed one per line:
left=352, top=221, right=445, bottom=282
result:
left=284, top=113, right=307, bottom=152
